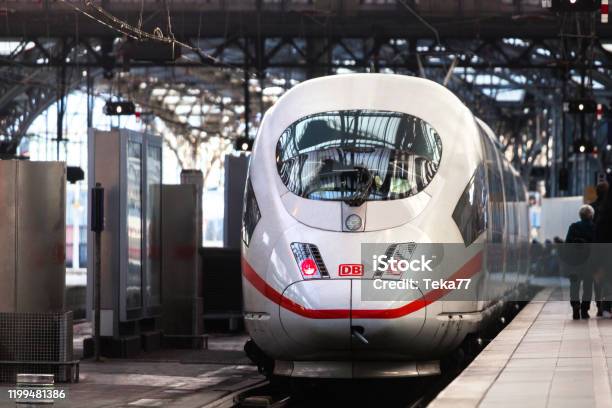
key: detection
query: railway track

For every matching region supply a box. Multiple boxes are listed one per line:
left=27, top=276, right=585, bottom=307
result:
left=208, top=297, right=532, bottom=408
left=224, top=374, right=457, bottom=408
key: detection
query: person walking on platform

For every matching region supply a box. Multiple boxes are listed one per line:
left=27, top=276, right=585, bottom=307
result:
left=590, top=181, right=608, bottom=223
left=565, top=205, right=595, bottom=320
left=591, top=181, right=609, bottom=316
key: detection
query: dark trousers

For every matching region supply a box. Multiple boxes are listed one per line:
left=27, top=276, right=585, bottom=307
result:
left=594, top=279, right=612, bottom=312
left=569, top=273, right=593, bottom=308
left=594, top=281, right=604, bottom=311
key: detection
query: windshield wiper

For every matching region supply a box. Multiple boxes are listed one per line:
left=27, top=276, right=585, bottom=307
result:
left=342, top=146, right=375, bottom=154
left=345, top=166, right=374, bottom=207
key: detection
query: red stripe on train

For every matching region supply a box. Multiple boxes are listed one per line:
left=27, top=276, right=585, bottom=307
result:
left=241, top=251, right=483, bottom=320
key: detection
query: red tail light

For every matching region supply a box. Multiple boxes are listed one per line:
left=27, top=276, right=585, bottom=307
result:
left=290, top=242, right=328, bottom=279
left=300, top=258, right=318, bottom=277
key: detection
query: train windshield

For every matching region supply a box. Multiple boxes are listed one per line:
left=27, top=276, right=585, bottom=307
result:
left=276, top=110, right=442, bottom=204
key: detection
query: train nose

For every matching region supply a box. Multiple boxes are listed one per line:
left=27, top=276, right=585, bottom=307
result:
left=350, top=280, right=427, bottom=358
left=280, top=280, right=352, bottom=355
left=279, top=279, right=426, bottom=359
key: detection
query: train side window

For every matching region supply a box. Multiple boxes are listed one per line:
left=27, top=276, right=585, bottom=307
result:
left=242, top=178, right=261, bottom=247
left=479, top=125, right=505, bottom=243
left=504, top=164, right=519, bottom=202
left=502, top=163, right=518, bottom=237
left=452, top=164, right=488, bottom=247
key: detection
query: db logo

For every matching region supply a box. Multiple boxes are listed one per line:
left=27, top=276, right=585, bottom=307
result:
left=339, top=264, right=364, bottom=276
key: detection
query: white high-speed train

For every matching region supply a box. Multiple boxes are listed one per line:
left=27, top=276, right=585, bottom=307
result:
left=241, top=74, right=530, bottom=379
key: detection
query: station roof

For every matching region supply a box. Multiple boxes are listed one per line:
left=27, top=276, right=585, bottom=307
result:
left=0, top=0, right=609, bottom=183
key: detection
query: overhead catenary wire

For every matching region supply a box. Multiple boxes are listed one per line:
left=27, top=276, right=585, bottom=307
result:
left=54, top=0, right=278, bottom=139
left=397, top=0, right=441, bottom=47
left=0, top=61, right=243, bottom=143
left=56, top=0, right=260, bottom=80
left=0, top=32, right=263, bottom=139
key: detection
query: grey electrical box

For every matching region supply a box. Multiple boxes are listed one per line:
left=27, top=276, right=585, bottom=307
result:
left=223, top=153, right=249, bottom=249
left=0, top=160, right=66, bottom=313
left=161, top=184, right=203, bottom=345
left=180, top=169, right=203, bottom=246
left=87, top=129, right=162, bottom=337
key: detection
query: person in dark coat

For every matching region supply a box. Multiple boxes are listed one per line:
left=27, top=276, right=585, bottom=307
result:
left=565, top=205, right=595, bottom=319
left=591, top=181, right=609, bottom=223
left=591, top=182, right=609, bottom=316
left=595, top=187, right=612, bottom=316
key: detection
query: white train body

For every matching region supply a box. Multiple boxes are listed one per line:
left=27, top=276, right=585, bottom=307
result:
left=241, top=74, right=529, bottom=379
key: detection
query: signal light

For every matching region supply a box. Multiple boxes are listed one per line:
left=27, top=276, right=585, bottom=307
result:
left=546, top=0, right=600, bottom=12
left=104, top=101, right=136, bottom=116
left=234, top=137, right=253, bottom=152
left=573, top=138, right=594, bottom=154
left=563, top=99, right=597, bottom=114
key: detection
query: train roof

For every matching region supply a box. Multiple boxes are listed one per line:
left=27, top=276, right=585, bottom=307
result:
left=263, top=73, right=476, bottom=143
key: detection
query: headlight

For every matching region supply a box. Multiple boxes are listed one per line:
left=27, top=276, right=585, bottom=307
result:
left=345, top=214, right=363, bottom=231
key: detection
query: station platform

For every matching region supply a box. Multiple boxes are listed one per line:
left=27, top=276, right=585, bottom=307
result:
left=0, top=330, right=264, bottom=408
left=430, top=288, right=612, bottom=408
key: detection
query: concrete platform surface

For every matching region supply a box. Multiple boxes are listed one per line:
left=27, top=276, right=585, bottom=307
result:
left=0, top=333, right=265, bottom=407
left=430, top=288, right=612, bottom=408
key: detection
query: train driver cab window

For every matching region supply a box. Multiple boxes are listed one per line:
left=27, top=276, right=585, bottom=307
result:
left=276, top=110, right=442, bottom=205
left=452, top=163, right=488, bottom=247
left=242, top=179, right=261, bottom=247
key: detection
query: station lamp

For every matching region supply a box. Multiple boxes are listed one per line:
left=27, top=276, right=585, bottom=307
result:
left=597, top=103, right=605, bottom=120
left=573, top=137, right=595, bottom=154
left=544, top=0, right=601, bottom=12
left=563, top=99, right=597, bottom=114
left=234, top=136, right=253, bottom=152
left=67, top=166, right=85, bottom=184
left=104, top=101, right=136, bottom=116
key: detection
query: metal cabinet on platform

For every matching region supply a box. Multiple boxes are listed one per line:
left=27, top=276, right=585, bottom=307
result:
left=0, top=160, right=66, bottom=313
left=160, top=184, right=204, bottom=347
left=0, top=160, right=75, bottom=382
left=87, top=129, right=162, bottom=348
